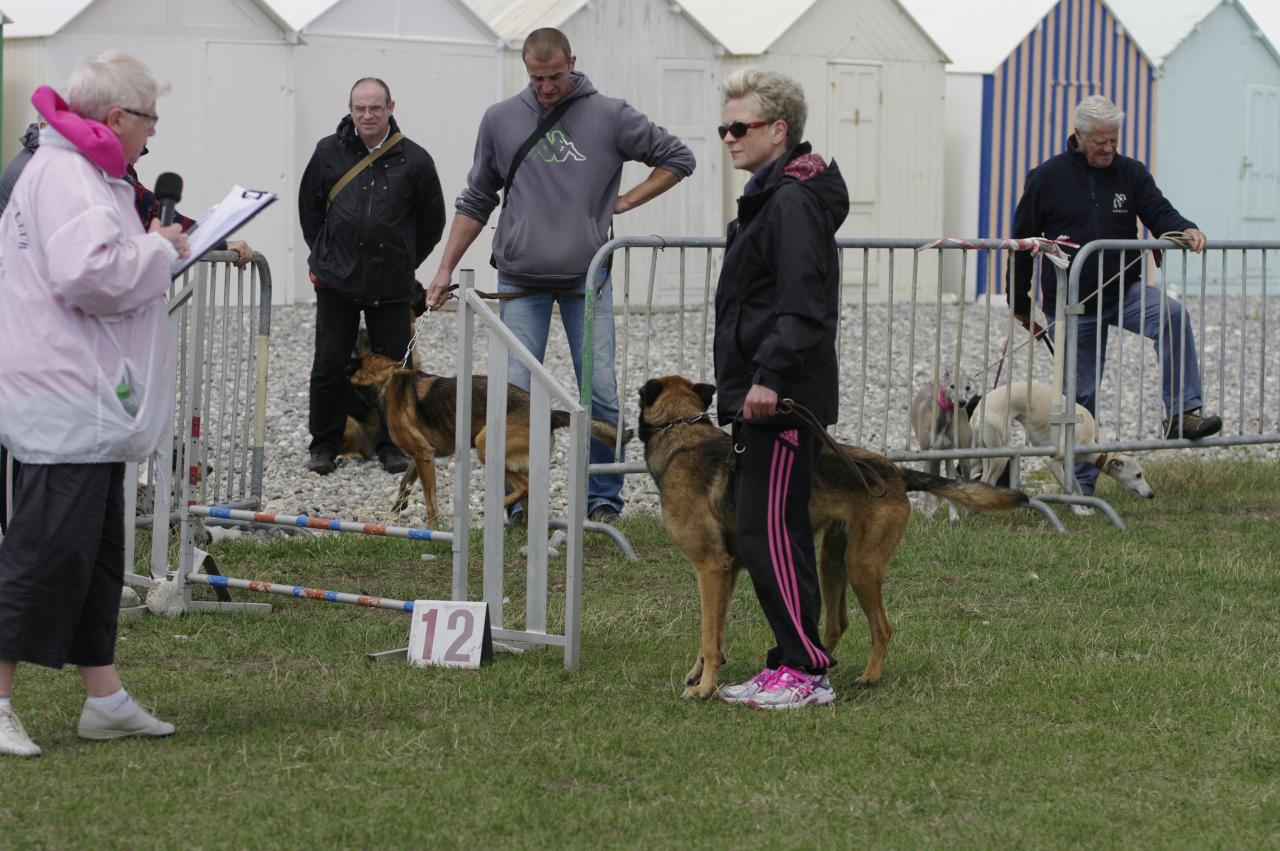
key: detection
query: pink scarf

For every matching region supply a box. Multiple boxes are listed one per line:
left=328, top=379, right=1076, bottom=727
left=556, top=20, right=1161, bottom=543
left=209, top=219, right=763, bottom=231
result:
left=31, top=85, right=126, bottom=178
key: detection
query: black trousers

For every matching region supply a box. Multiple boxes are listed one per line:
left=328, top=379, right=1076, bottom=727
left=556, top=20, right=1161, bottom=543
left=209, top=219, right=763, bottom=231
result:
left=0, top=462, right=125, bottom=669
left=309, top=287, right=412, bottom=457
left=735, top=423, right=834, bottom=675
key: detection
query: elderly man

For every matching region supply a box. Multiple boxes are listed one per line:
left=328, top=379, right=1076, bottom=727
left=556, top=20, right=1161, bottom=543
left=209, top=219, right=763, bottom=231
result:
left=425, top=27, right=694, bottom=524
left=299, top=77, right=445, bottom=476
left=1009, top=94, right=1221, bottom=497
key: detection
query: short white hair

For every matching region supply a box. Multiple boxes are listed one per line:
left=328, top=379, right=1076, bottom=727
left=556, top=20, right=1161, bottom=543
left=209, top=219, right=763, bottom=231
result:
left=68, top=50, right=167, bottom=122
left=1074, top=95, right=1125, bottom=136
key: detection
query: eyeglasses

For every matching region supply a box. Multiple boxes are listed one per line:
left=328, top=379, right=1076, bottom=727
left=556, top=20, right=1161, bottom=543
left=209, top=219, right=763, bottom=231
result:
left=351, top=105, right=387, bottom=116
left=121, top=107, right=158, bottom=128
left=717, top=120, right=770, bottom=140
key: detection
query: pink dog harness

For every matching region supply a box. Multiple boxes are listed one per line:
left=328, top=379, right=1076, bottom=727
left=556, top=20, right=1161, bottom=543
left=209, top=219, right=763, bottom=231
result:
left=936, top=386, right=954, bottom=412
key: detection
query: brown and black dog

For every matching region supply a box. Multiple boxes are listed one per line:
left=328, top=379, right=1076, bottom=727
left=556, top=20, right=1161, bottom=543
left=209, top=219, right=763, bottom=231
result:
left=638, top=375, right=1029, bottom=699
left=350, top=353, right=627, bottom=524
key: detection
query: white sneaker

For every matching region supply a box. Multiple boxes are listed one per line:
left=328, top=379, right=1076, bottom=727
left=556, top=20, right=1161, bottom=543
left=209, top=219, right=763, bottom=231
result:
left=719, top=667, right=777, bottom=704
left=78, top=699, right=176, bottom=741
left=746, top=666, right=836, bottom=710
left=0, top=705, right=42, bottom=757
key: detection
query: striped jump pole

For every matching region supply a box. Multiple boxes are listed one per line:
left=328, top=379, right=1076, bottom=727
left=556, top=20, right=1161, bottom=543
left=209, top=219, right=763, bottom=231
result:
left=184, top=572, right=414, bottom=612
left=189, top=505, right=452, bottom=544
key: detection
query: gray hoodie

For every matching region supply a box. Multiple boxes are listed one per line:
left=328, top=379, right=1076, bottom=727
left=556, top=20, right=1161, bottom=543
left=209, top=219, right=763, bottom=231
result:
left=456, top=72, right=695, bottom=287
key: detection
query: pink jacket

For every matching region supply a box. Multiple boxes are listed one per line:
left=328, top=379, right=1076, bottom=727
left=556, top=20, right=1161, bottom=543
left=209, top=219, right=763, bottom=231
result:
left=0, top=127, right=178, bottom=463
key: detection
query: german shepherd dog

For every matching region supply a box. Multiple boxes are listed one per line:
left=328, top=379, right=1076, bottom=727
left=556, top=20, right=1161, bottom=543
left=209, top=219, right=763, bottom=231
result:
left=340, top=284, right=432, bottom=461
left=350, top=353, right=626, bottom=523
left=638, top=375, right=1029, bottom=699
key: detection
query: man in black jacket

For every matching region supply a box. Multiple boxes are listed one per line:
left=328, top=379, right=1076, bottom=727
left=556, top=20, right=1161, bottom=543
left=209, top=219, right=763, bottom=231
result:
left=299, top=78, right=445, bottom=475
left=1009, top=95, right=1220, bottom=497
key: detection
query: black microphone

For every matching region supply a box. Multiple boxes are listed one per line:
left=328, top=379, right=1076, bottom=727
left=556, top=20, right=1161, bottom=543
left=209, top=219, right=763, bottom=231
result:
left=155, top=172, right=183, bottom=227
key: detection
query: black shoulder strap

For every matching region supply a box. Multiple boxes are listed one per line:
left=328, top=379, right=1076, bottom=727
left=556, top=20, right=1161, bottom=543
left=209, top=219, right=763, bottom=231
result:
left=501, top=98, right=575, bottom=208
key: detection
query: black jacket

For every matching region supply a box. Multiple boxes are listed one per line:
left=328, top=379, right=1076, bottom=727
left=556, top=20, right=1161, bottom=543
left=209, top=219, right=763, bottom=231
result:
left=299, top=115, right=445, bottom=304
left=1009, top=134, right=1195, bottom=317
left=713, top=143, right=850, bottom=426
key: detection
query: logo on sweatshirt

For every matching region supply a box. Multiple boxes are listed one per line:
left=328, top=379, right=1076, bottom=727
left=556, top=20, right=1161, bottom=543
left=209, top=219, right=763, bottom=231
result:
left=531, top=129, right=586, bottom=164
left=1112, top=193, right=1128, bottom=212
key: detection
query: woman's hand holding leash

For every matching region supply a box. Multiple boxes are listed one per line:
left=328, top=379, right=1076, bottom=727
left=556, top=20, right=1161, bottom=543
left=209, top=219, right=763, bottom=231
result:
left=742, top=384, right=778, bottom=421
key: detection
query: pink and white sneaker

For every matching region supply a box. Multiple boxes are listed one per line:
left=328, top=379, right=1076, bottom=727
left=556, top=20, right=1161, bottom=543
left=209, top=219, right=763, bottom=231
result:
left=746, top=666, right=836, bottom=709
left=719, top=668, right=777, bottom=704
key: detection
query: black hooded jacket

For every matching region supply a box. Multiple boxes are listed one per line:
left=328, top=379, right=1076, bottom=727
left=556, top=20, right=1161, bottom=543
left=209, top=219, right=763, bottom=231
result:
left=713, top=143, right=850, bottom=426
left=299, top=115, right=446, bottom=304
left=0, top=123, right=41, bottom=217
left=1008, top=134, right=1196, bottom=317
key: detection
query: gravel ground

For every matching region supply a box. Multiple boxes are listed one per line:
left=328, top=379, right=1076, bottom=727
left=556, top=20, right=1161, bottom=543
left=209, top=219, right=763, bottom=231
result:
left=241, top=294, right=1279, bottom=528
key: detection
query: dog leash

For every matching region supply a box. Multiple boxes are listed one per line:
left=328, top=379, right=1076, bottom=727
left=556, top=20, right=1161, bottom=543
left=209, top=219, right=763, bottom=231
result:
left=979, top=231, right=1193, bottom=384
left=775, top=399, right=889, bottom=497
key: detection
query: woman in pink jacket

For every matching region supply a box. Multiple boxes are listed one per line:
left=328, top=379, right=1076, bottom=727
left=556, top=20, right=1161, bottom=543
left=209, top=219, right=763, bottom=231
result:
left=0, top=50, right=189, bottom=757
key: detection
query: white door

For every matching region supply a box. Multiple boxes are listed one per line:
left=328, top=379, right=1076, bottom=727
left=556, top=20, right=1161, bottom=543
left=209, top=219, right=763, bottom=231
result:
left=828, top=62, right=880, bottom=286
left=1243, top=84, right=1279, bottom=222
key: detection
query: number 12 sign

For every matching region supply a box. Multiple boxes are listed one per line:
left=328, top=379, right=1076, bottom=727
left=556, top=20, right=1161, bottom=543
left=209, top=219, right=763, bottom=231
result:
left=407, top=600, right=494, bottom=669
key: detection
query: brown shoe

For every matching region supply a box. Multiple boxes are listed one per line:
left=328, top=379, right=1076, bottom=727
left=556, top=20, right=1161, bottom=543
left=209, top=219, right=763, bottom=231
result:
left=1164, top=410, right=1222, bottom=441
left=379, top=449, right=411, bottom=474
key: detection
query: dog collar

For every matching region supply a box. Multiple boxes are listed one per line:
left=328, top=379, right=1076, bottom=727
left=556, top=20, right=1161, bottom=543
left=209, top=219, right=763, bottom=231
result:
left=936, top=387, right=954, bottom=413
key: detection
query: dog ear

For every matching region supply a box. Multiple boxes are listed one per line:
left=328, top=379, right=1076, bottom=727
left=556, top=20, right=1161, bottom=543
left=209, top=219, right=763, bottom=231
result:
left=639, top=379, right=665, bottom=410
left=692, top=383, right=716, bottom=411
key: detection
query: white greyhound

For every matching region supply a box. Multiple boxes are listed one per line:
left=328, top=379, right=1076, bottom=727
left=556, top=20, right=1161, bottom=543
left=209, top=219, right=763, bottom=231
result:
left=971, top=381, right=1154, bottom=515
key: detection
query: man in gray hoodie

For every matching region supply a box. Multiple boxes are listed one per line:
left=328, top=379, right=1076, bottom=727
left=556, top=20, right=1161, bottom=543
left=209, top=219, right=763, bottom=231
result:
left=426, top=27, right=695, bottom=524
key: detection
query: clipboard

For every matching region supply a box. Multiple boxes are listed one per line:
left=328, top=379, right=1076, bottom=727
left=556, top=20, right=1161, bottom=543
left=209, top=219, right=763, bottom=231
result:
left=173, top=184, right=277, bottom=277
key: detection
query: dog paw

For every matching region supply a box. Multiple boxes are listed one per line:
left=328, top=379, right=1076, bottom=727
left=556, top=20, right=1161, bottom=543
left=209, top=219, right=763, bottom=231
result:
left=1071, top=504, right=1095, bottom=517
left=853, top=674, right=881, bottom=688
left=681, top=682, right=717, bottom=700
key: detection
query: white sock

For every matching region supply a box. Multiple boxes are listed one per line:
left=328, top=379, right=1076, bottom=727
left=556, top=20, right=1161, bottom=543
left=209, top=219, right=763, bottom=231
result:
left=0, top=697, right=11, bottom=708
left=86, top=688, right=132, bottom=714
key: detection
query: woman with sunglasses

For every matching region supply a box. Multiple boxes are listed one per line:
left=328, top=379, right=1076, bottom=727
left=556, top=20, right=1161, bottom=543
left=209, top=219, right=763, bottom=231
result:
left=712, top=69, right=850, bottom=710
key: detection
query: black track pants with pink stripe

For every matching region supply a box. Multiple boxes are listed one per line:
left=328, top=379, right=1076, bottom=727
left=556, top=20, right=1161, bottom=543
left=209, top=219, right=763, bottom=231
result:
left=734, top=423, right=834, bottom=675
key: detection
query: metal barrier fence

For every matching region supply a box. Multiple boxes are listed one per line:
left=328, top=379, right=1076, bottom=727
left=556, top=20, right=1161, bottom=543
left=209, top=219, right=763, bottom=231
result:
left=123, top=251, right=273, bottom=587
left=1061, top=239, right=1280, bottom=477
left=575, top=235, right=1280, bottom=530
left=167, top=268, right=590, bottom=668
left=452, top=270, right=590, bottom=667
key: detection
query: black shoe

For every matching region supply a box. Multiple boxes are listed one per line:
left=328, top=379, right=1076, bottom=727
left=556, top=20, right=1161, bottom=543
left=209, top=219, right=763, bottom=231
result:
left=379, top=449, right=411, bottom=474
left=305, top=450, right=337, bottom=475
left=588, top=505, right=622, bottom=525
left=1164, top=409, right=1223, bottom=441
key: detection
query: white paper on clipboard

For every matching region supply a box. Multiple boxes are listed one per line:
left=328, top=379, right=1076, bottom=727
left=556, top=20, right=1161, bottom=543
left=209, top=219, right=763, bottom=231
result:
left=173, top=184, right=277, bottom=277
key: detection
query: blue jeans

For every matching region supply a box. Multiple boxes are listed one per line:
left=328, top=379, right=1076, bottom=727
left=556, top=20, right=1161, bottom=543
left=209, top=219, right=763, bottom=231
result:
left=498, top=271, right=623, bottom=513
left=1050, top=281, right=1204, bottom=494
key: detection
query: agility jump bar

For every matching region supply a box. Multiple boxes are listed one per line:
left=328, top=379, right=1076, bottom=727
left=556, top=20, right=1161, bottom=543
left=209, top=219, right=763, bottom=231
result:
left=189, top=505, right=451, bottom=543
left=184, top=572, right=414, bottom=612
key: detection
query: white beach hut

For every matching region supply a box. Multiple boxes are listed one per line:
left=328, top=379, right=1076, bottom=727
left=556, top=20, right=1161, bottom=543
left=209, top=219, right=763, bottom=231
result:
left=1109, top=0, right=1280, bottom=245
left=678, top=0, right=951, bottom=300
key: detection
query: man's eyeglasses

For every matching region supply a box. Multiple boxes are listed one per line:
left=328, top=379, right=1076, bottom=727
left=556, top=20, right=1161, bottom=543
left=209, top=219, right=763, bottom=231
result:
left=351, top=105, right=386, bottom=116
left=717, top=120, right=770, bottom=140
left=121, top=107, right=158, bottom=128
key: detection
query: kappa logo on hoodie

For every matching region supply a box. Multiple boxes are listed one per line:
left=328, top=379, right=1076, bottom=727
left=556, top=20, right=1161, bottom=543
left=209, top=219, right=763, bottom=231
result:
left=531, top=128, right=586, bottom=164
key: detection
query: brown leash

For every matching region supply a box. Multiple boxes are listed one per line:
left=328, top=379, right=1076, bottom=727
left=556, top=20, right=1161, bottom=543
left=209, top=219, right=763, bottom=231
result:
left=774, top=399, right=888, bottom=497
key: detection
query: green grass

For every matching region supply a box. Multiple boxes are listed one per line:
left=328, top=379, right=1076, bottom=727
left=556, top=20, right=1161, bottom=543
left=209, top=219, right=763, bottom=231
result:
left=3, top=458, right=1279, bottom=848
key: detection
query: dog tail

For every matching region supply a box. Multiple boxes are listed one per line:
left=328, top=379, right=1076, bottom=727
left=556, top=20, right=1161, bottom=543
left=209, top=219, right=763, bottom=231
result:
left=549, top=410, right=634, bottom=447
left=902, top=469, right=1028, bottom=512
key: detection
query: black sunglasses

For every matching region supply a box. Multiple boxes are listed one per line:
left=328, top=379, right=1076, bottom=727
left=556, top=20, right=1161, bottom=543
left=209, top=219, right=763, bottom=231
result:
left=717, top=120, right=770, bottom=140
